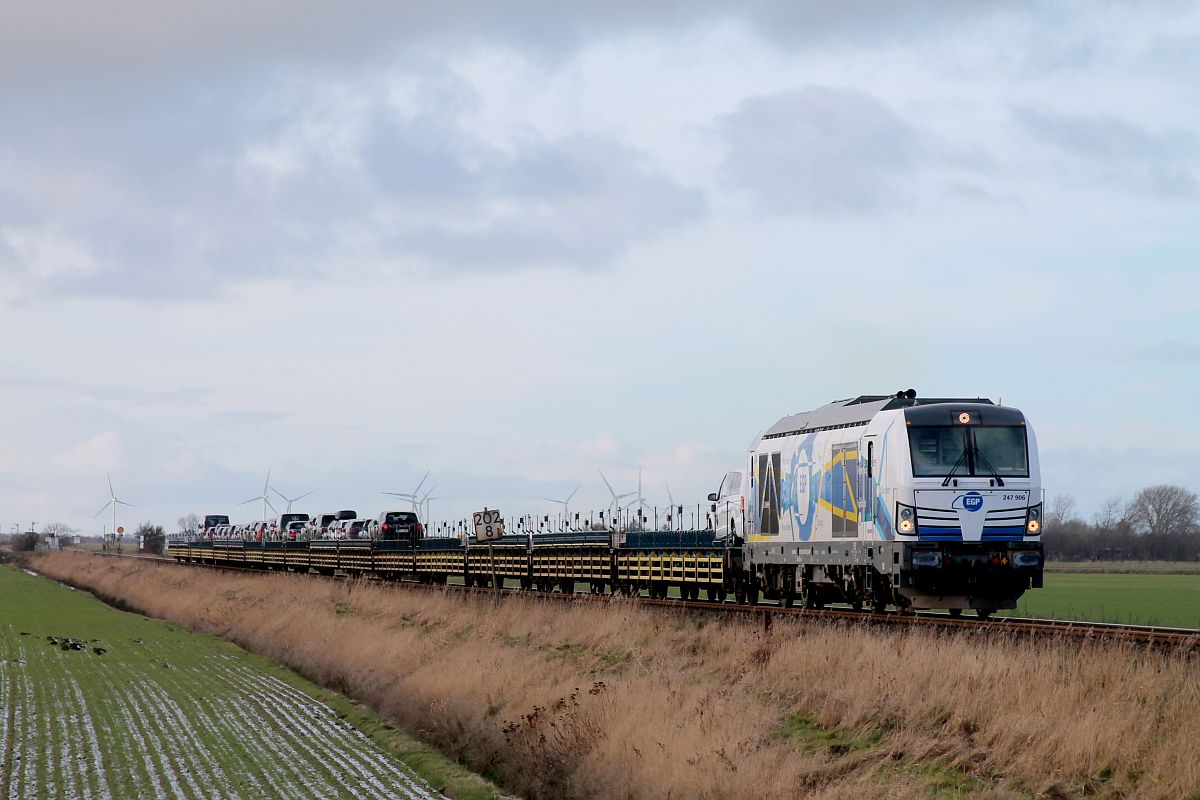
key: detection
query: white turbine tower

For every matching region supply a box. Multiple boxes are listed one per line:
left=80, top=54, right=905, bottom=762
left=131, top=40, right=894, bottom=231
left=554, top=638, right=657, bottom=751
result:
left=417, top=486, right=445, bottom=524
left=382, top=470, right=430, bottom=512
left=271, top=486, right=313, bottom=513
left=94, top=473, right=135, bottom=540
left=623, top=469, right=650, bottom=513
left=544, top=486, right=580, bottom=529
left=240, top=469, right=277, bottom=522
left=665, top=482, right=677, bottom=529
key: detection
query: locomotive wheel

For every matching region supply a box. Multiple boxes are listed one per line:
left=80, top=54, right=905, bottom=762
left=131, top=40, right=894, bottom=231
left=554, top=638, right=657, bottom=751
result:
left=872, top=597, right=887, bottom=614
left=948, top=608, right=963, bottom=617
left=976, top=608, right=994, bottom=620
left=781, top=590, right=795, bottom=608
left=709, top=588, right=726, bottom=603
left=851, top=599, right=864, bottom=612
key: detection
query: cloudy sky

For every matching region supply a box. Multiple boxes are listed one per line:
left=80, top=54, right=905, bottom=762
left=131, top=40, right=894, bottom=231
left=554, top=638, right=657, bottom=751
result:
left=2, top=2, right=1198, bottom=535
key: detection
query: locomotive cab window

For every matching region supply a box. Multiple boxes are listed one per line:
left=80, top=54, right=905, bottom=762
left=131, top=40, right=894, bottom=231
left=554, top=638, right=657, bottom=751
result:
left=908, top=426, right=1029, bottom=478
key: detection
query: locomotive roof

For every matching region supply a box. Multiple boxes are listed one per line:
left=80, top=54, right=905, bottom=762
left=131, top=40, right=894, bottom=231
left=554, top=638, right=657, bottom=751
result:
left=761, top=395, right=994, bottom=440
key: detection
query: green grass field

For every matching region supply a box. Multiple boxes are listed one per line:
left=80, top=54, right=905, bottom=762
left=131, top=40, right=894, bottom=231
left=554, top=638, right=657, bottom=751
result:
left=0, top=565, right=495, bottom=800
left=1006, top=571, right=1200, bottom=628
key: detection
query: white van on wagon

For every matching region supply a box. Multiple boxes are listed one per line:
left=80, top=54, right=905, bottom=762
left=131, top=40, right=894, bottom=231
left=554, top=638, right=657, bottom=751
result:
left=708, top=469, right=746, bottom=541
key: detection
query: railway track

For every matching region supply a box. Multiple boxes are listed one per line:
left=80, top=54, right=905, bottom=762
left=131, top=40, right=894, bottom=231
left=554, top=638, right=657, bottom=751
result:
left=85, top=550, right=1200, bottom=650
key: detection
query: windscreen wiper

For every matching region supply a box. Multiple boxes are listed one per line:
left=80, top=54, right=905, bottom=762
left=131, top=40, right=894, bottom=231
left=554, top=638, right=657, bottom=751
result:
left=972, top=447, right=1006, bottom=487
left=941, top=447, right=970, bottom=487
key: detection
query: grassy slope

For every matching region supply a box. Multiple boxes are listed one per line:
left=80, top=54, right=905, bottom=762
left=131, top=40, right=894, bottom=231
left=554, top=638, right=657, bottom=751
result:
left=1007, top=571, right=1200, bottom=627
left=33, top=552, right=1200, bottom=800
left=0, top=565, right=503, bottom=800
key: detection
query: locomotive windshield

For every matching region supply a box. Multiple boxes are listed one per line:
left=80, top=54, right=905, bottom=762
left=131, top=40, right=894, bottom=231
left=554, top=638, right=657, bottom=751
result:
left=908, top=426, right=1028, bottom=478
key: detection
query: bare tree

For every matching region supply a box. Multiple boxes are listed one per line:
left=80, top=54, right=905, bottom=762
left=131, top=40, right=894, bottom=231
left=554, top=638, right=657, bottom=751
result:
left=1092, top=496, right=1131, bottom=532
left=42, top=522, right=76, bottom=542
left=1126, top=485, right=1199, bottom=537
left=177, top=513, right=201, bottom=536
left=1045, top=494, right=1079, bottom=529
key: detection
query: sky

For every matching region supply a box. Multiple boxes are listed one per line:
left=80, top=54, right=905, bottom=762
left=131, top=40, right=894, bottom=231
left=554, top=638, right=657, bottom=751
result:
left=2, top=2, right=1199, bottom=535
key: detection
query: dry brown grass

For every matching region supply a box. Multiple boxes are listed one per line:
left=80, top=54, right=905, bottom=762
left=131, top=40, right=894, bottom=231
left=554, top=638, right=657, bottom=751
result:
left=34, top=552, right=1200, bottom=800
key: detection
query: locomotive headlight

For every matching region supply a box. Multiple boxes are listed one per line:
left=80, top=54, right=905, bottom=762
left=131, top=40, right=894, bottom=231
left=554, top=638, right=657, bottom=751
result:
left=896, top=503, right=916, bottom=534
left=1026, top=504, right=1042, bottom=535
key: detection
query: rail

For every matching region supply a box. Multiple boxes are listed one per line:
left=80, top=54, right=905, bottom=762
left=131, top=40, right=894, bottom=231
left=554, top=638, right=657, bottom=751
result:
left=84, top=551, right=1200, bottom=650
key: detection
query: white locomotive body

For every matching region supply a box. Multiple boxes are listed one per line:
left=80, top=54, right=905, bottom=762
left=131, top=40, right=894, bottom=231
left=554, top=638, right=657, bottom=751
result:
left=731, top=392, right=1043, bottom=615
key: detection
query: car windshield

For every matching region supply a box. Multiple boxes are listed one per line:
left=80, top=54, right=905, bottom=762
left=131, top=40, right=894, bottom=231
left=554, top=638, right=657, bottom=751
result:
left=908, top=426, right=1029, bottom=478
left=386, top=513, right=417, bottom=524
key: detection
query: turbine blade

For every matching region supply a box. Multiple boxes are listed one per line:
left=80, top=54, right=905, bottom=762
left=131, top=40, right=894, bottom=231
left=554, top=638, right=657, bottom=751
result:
left=107, top=473, right=115, bottom=498
left=94, top=500, right=113, bottom=518
left=412, top=470, right=429, bottom=497
left=598, top=470, right=615, bottom=494
left=239, top=497, right=259, bottom=505
left=567, top=486, right=579, bottom=503
left=116, top=500, right=135, bottom=508
left=272, top=487, right=289, bottom=501
left=294, top=491, right=313, bottom=501
left=263, top=468, right=272, bottom=494
left=265, top=499, right=278, bottom=514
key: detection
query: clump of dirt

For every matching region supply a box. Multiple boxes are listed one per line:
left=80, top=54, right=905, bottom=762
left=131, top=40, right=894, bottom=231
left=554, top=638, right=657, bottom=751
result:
left=46, top=635, right=106, bottom=654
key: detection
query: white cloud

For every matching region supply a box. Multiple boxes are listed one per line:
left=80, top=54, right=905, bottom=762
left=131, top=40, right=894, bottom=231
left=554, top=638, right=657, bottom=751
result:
left=714, top=86, right=935, bottom=216
left=46, top=432, right=124, bottom=476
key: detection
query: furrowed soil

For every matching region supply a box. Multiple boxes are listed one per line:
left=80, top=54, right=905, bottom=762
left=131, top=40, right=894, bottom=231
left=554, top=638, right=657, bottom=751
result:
left=0, top=564, right=502, bottom=800
left=34, top=552, right=1200, bottom=800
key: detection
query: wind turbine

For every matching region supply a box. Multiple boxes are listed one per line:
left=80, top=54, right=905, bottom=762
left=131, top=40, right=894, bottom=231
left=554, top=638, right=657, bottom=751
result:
left=94, top=473, right=135, bottom=539
left=417, top=486, right=445, bottom=523
left=598, top=470, right=634, bottom=515
left=382, top=470, right=430, bottom=512
left=544, top=486, right=580, bottom=529
left=240, top=469, right=277, bottom=521
left=271, top=486, right=313, bottom=513
left=622, top=469, right=650, bottom=514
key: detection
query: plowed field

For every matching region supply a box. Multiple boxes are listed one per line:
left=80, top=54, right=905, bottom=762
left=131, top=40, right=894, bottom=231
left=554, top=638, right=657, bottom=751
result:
left=0, top=566, right=448, bottom=800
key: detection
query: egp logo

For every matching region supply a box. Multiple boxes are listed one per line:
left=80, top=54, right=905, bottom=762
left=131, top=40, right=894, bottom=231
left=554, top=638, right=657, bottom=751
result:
left=957, top=492, right=985, bottom=513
